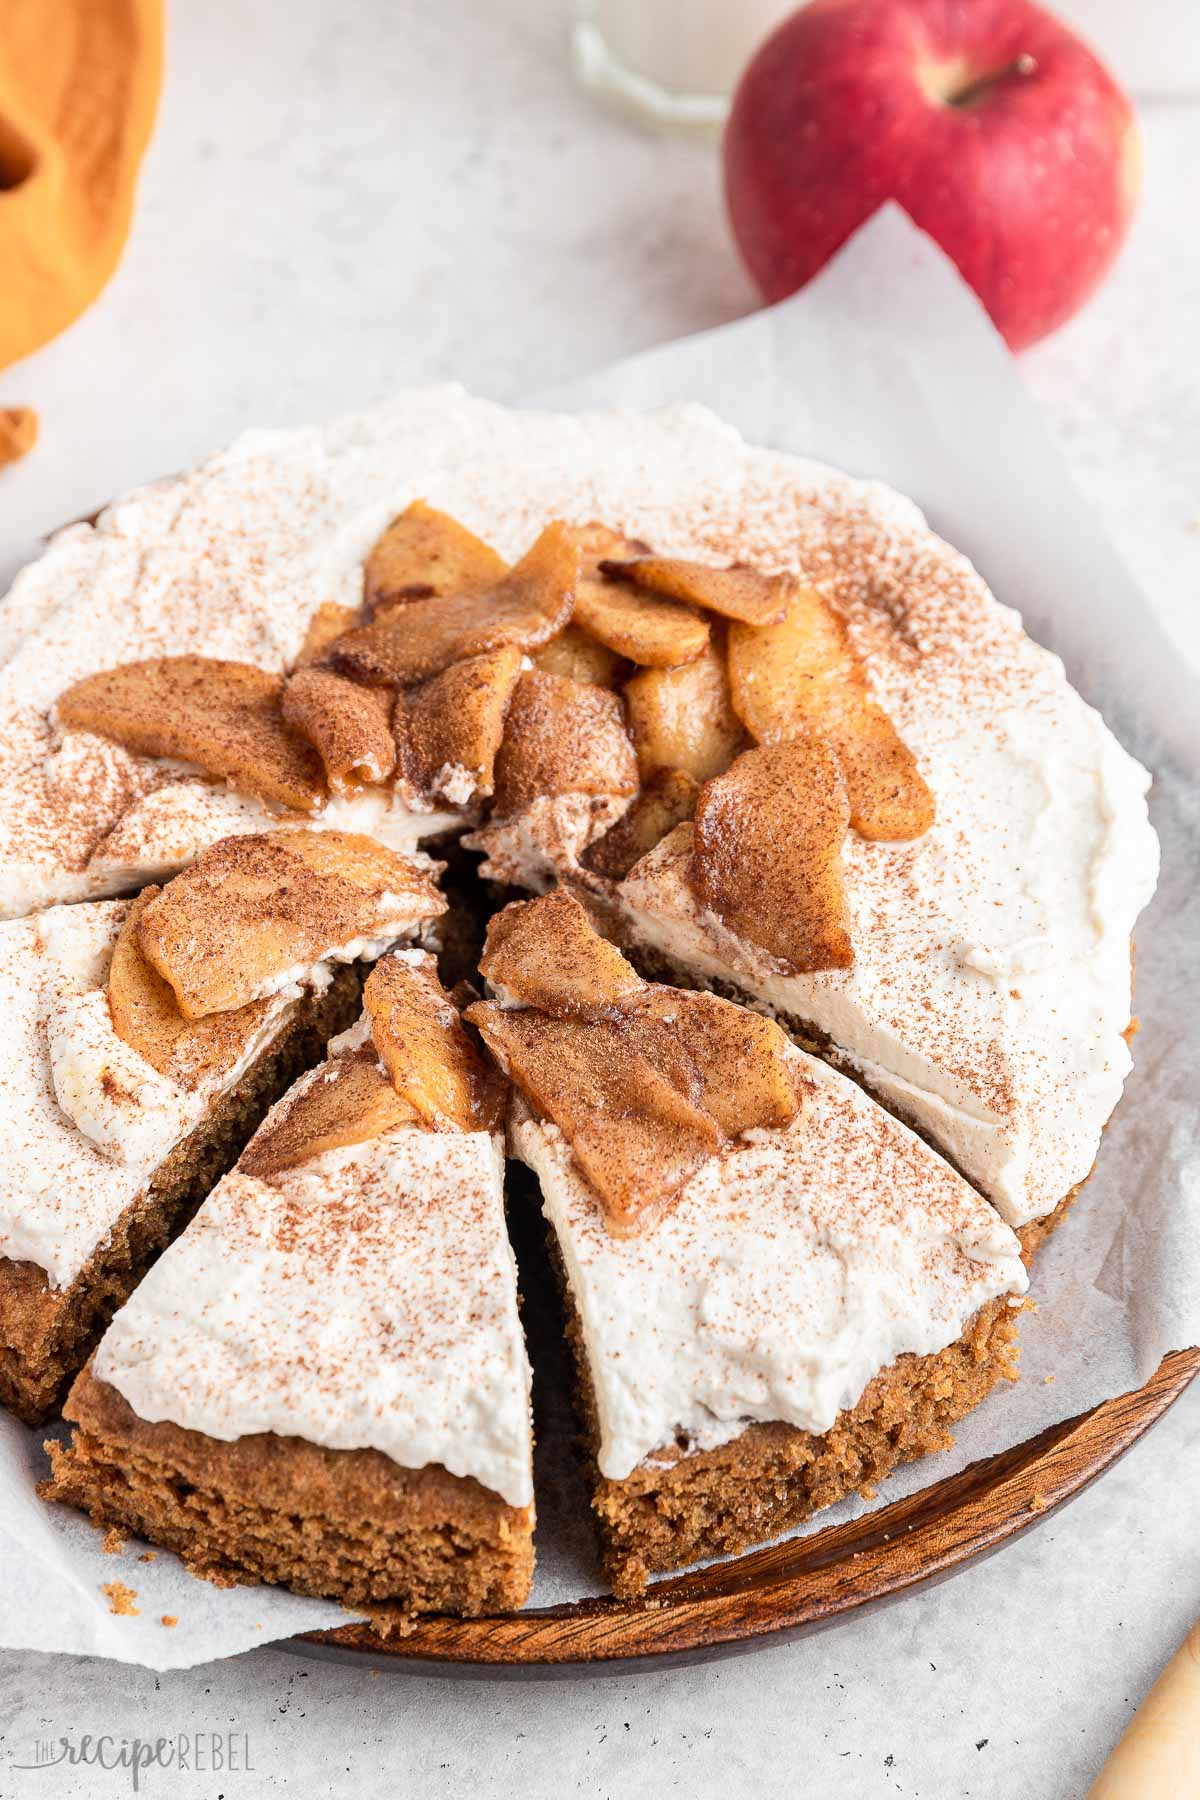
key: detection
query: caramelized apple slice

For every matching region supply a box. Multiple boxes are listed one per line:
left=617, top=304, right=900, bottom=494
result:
left=279, top=827, right=440, bottom=894
left=295, top=603, right=361, bottom=668
left=469, top=1004, right=723, bottom=1236
left=107, top=889, right=275, bottom=1090
left=364, top=952, right=504, bottom=1132
left=691, top=741, right=853, bottom=974
left=492, top=671, right=638, bottom=814
left=57, top=656, right=327, bottom=814
left=364, top=500, right=507, bottom=613
left=480, top=892, right=646, bottom=1019
left=572, top=570, right=709, bottom=669
left=633, top=989, right=799, bottom=1134
left=581, top=769, right=699, bottom=881
left=533, top=624, right=625, bottom=688
left=330, top=522, right=577, bottom=686
left=136, top=830, right=443, bottom=1018
left=623, top=639, right=744, bottom=784
left=599, top=556, right=794, bottom=627
left=393, top=645, right=522, bottom=805
left=240, top=1051, right=420, bottom=1179
left=727, top=587, right=934, bottom=841
left=281, top=668, right=396, bottom=796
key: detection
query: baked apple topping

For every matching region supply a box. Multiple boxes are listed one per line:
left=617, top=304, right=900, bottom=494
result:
left=363, top=950, right=505, bottom=1133
left=623, top=639, right=744, bottom=785
left=241, top=951, right=500, bottom=1180
left=393, top=645, right=523, bottom=807
left=532, top=623, right=627, bottom=688
left=281, top=667, right=396, bottom=797
left=329, top=521, right=578, bottom=686
left=469, top=893, right=800, bottom=1234
left=364, top=500, right=507, bottom=614
left=727, top=583, right=934, bottom=841
left=107, top=888, right=276, bottom=1091
left=56, top=505, right=931, bottom=1007
left=691, top=740, right=854, bottom=974
left=581, top=769, right=699, bottom=881
left=57, top=655, right=328, bottom=815
left=240, top=1052, right=420, bottom=1179
left=472, top=1003, right=723, bottom=1238
left=598, top=555, right=794, bottom=628
left=480, top=890, right=647, bottom=1019
left=491, top=671, right=638, bottom=815
left=572, top=572, right=710, bottom=669
left=295, top=602, right=362, bottom=669
left=133, top=829, right=443, bottom=1018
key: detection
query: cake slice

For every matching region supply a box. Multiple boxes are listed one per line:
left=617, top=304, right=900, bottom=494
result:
left=470, top=895, right=1028, bottom=1595
left=45, top=954, right=535, bottom=1620
left=0, top=832, right=443, bottom=1423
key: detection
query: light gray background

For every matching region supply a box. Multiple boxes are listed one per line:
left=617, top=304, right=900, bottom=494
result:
left=0, top=3, right=1197, bottom=1795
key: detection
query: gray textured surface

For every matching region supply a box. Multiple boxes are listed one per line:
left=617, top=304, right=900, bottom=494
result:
left=0, top=3, right=1197, bottom=1793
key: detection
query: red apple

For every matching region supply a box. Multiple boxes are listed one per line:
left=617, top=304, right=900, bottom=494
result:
left=723, top=0, right=1140, bottom=350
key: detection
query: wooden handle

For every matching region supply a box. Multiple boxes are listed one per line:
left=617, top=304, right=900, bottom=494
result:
left=1088, top=1619, right=1200, bottom=1798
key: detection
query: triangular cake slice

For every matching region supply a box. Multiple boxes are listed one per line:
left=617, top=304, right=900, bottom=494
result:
left=473, top=895, right=1028, bottom=1594
left=45, top=955, right=535, bottom=1621
left=0, top=833, right=443, bottom=1424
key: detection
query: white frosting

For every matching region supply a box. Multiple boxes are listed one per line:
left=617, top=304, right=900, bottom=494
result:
left=47, top=989, right=209, bottom=1168
left=512, top=1047, right=1028, bottom=1481
left=467, top=793, right=629, bottom=893
left=94, top=1107, right=534, bottom=1509
left=432, top=763, right=480, bottom=808
left=0, top=903, right=287, bottom=1289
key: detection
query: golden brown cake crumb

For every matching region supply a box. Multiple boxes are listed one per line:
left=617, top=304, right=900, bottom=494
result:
left=0, top=406, right=37, bottom=468
left=101, top=1580, right=139, bottom=1616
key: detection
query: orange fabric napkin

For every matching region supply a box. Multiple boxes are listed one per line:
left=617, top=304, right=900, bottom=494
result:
left=0, top=0, right=162, bottom=374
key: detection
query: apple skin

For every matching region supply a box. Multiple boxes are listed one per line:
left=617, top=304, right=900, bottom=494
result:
left=723, top=0, right=1140, bottom=350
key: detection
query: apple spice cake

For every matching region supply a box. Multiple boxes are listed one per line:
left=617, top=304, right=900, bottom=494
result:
left=45, top=953, right=535, bottom=1620
left=0, top=389, right=1158, bottom=1607
left=0, top=830, right=443, bottom=1424
left=470, top=892, right=1028, bottom=1591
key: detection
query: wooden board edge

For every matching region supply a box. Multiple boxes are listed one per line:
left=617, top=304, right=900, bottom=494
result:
left=302, top=1348, right=1199, bottom=1668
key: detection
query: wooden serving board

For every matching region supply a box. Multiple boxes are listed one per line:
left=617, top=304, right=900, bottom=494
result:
left=302, top=1347, right=1199, bottom=1676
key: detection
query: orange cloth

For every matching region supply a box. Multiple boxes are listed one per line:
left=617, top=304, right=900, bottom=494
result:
left=0, top=0, right=162, bottom=370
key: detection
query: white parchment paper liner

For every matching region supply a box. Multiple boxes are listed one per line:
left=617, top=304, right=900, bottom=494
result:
left=1, top=207, right=1195, bottom=1668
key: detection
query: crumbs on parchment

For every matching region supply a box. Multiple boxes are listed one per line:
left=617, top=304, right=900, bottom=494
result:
left=101, top=1581, right=139, bottom=1617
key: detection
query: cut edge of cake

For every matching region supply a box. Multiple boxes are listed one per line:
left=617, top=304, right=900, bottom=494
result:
left=43, top=955, right=536, bottom=1624
left=0, top=966, right=361, bottom=1426
left=45, top=1364, right=535, bottom=1623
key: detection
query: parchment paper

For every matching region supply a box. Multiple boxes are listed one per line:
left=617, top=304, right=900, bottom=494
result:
left=0, top=206, right=1195, bottom=1669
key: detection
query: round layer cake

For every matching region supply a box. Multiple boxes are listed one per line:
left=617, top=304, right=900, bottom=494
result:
left=1, top=389, right=1161, bottom=1611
